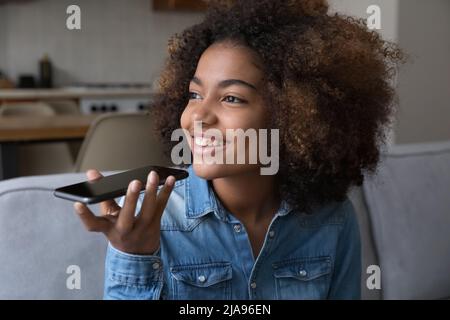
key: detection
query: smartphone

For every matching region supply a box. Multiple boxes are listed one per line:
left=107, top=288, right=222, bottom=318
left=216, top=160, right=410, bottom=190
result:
left=53, top=165, right=188, bottom=204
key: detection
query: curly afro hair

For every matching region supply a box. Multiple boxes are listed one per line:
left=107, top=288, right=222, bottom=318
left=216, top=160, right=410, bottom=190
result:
left=150, top=0, right=403, bottom=213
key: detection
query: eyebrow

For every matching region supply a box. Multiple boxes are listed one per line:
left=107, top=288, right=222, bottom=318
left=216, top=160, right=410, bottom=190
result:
left=191, top=76, right=257, bottom=91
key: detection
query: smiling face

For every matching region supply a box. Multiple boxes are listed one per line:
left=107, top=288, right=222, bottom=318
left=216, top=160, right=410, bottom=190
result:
left=180, top=40, right=269, bottom=180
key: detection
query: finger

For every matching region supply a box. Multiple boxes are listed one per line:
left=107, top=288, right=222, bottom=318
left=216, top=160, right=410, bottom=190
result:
left=86, top=169, right=121, bottom=216
left=116, top=180, right=142, bottom=234
left=86, top=169, right=103, bottom=181
left=136, top=171, right=159, bottom=225
left=74, top=202, right=111, bottom=233
left=155, top=175, right=176, bottom=217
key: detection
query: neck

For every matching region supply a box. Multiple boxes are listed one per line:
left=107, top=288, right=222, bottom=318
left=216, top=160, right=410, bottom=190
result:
left=211, top=169, right=279, bottom=224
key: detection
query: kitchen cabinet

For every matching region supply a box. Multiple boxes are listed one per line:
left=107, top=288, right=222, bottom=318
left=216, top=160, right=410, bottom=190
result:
left=152, top=0, right=207, bottom=11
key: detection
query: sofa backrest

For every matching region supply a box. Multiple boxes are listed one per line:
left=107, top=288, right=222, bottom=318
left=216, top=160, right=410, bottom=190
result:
left=363, top=141, right=450, bottom=299
left=0, top=173, right=107, bottom=299
left=1, top=172, right=379, bottom=300
left=2, top=139, right=449, bottom=300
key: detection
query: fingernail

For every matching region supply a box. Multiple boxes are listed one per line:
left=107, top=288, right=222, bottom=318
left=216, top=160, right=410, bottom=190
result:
left=166, top=176, right=175, bottom=187
left=74, top=202, right=83, bottom=213
left=149, top=171, right=158, bottom=185
left=146, top=171, right=153, bottom=186
left=108, top=210, right=119, bottom=217
left=130, top=180, right=141, bottom=193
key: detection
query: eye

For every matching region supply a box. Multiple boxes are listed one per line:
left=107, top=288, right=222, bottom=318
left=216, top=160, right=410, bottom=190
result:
left=189, top=92, right=202, bottom=100
left=222, top=95, right=247, bottom=104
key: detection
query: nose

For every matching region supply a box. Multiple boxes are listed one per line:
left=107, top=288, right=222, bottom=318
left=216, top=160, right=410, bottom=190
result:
left=190, top=97, right=218, bottom=126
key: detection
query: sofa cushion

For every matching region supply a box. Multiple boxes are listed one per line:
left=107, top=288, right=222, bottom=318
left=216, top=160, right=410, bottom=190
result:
left=363, top=141, right=450, bottom=299
left=0, top=173, right=108, bottom=299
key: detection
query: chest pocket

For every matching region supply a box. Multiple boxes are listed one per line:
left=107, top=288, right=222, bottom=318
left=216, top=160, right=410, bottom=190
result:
left=170, top=262, right=232, bottom=300
left=273, top=256, right=332, bottom=300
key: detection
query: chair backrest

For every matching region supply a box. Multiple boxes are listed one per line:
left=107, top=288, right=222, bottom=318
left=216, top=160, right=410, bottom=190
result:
left=0, top=102, right=55, bottom=116
left=74, top=113, right=171, bottom=172
left=45, top=100, right=81, bottom=115
left=0, top=102, right=74, bottom=176
left=363, top=140, right=450, bottom=299
left=0, top=173, right=108, bottom=299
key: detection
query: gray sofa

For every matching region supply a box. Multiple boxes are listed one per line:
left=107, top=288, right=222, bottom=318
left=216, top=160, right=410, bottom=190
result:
left=0, top=141, right=449, bottom=299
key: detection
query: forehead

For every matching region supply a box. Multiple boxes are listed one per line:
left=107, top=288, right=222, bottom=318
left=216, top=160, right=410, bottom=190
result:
left=194, top=42, right=263, bottom=83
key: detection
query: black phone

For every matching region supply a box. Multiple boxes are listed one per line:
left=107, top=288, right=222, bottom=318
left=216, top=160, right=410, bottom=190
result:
left=53, top=165, right=188, bottom=204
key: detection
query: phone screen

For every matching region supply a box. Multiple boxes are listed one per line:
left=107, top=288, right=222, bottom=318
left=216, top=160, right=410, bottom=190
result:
left=53, top=165, right=188, bottom=204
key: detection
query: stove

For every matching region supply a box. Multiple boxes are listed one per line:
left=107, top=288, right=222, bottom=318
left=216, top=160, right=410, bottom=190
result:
left=68, top=83, right=154, bottom=114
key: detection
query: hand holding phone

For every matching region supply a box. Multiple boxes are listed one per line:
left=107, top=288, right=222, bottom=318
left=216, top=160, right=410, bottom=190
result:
left=68, top=168, right=183, bottom=255
left=54, top=165, right=188, bottom=204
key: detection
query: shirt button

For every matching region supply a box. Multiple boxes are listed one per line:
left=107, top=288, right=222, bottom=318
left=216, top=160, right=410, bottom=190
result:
left=233, top=224, right=242, bottom=233
left=198, top=275, right=206, bottom=283
left=152, top=262, right=160, bottom=270
left=299, top=269, right=307, bottom=277
left=250, top=282, right=257, bottom=289
left=268, top=230, right=275, bottom=238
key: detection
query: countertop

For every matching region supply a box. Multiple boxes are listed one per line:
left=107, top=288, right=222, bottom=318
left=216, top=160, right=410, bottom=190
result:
left=0, top=114, right=99, bottom=142
left=0, top=88, right=154, bottom=100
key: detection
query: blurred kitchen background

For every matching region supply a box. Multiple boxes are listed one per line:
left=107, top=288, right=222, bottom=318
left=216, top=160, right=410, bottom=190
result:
left=0, top=0, right=449, bottom=180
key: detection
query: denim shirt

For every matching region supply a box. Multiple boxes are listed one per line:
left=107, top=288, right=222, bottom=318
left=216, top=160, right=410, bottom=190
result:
left=104, top=166, right=361, bottom=300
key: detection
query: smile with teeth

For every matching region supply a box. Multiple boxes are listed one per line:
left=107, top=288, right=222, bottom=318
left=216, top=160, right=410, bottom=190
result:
left=194, top=136, right=225, bottom=148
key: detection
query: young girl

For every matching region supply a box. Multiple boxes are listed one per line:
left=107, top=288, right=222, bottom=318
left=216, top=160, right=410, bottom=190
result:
left=74, top=0, right=402, bottom=300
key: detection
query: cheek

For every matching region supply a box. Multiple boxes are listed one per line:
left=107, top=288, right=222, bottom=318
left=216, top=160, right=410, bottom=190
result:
left=220, top=110, right=265, bottom=131
left=180, top=107, right=191, bottom=129
left=251, top=103, right=270, bottom=129
left=221, top=99, right=268, bottom=130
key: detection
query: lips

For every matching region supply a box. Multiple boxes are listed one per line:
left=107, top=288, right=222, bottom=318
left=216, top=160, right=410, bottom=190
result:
left=194, top=135, right=223, bottom=147
left=189, top=133, right=228, bottom=158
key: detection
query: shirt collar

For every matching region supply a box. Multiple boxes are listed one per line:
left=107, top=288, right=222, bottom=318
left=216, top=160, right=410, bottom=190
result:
left=276, top=198, right=293, bottom=217
left=184, top=165, right=295, bottom=221
left=185, top=166, right=229, bottom=221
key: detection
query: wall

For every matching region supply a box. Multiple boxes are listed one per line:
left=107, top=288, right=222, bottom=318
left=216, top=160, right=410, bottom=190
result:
left=0, top=0, right=401, bottom=87
left=396, top=0, right=450, bottom=143
left=0, top=7, right=6, bottom=73
left=330, top=0, right=399, bottom=42
left=0, top=0, right=203, bottom=86
left=331, top=0, right=450, bottom=144
left=2, top=0, right=449, bottom=143
left=329, top=0, right=399, bottom=145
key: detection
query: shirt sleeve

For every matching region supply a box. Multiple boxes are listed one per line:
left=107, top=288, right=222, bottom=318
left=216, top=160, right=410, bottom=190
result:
left=327, top=198, right=362, bottom=300
left=103, top=243, right=163, bottom=300
left=103, top=194, right=163, bottom=300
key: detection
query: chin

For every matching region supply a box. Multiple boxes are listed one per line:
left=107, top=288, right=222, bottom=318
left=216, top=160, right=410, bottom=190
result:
left=192, top=163, right=228, bottom=180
